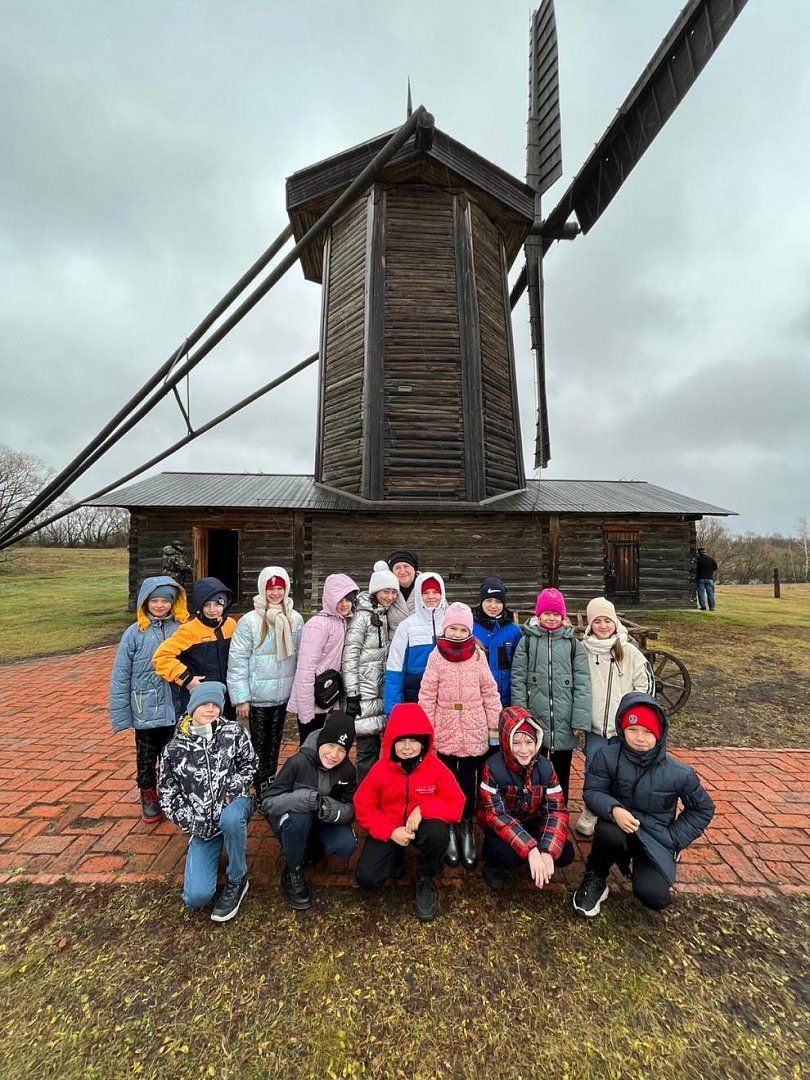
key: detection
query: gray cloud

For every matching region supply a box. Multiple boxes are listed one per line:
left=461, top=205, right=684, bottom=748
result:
left=2, top=1, right=808, bottom=535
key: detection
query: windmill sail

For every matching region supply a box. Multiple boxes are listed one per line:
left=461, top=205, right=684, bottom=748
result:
left=543, top=0, right=749, bottom=238
left=525, top=0, right=561, bottom=470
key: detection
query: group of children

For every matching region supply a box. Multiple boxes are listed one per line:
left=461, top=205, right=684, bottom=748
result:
left=109, top=552, right=714, bottom=923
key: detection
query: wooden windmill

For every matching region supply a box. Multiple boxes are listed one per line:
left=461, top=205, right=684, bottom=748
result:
left=285, top=0, right=748, bottom=502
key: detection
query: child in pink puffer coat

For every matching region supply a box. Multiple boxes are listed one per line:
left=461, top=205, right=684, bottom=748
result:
left=287, top=573, right=359, bottom=744
left=418, top=602, right=501, bottom=872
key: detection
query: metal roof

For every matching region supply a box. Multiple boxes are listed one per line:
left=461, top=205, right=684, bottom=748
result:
left=90, top=472, right=735, bottom=517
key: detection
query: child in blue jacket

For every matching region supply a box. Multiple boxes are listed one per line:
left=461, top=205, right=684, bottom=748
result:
left=109, top=576, right=188, bottom=824
left=472, top=576, right=523, bottom=726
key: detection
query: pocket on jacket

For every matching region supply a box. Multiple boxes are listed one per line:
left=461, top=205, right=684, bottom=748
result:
left=131, top=689, right=161, bottom=721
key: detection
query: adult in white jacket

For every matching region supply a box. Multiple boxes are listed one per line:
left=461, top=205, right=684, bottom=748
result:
left=576, top=596, right=654, bottom=836
left=227, top=566, right=304, bottom=796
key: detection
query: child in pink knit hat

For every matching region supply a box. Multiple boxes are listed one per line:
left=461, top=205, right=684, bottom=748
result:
left=418, top=602, right=502, bottom=872
left=511, top=586, right=592, bottom=806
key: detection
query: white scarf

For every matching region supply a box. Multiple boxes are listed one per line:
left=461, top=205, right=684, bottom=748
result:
left=253, top=593, right=294, bottom=662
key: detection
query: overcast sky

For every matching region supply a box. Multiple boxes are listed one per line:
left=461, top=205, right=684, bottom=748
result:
left=2, top=1, right=808, bottom=535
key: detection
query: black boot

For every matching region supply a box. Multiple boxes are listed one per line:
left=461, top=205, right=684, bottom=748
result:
left=281, top=865, right=311, bottom=910
left=445, top=824, right=460, bottom=868
left=414, top=876, right=437, bottom=922
left=459, top=819, right=477, bottom=871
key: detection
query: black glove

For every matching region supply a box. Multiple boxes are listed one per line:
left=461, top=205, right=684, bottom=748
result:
left=318, top=795, right=346, bottom=824
left=344, top=695, right=362, bottom=719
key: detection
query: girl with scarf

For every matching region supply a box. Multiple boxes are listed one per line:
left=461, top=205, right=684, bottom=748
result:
left=227, top=567, right=304, bottom=797
left=576, top=596, right=654, bottom=837
left=418, top=602, right=502, bottom=871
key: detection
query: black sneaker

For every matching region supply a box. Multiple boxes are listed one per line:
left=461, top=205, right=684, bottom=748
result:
left=139, top=787, right=163, bottom=824
left=282, top=866, right=311, bottom=910
left=481, top=862, right=510, bottom=891
left=211, top=877, right=249, bottom=923
left=414, top=876, right=437, bottom=922
left=572, top=871, right=609, bottom=918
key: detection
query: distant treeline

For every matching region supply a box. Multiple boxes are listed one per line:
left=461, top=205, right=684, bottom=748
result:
left=697, top=518, right=810, bottom=585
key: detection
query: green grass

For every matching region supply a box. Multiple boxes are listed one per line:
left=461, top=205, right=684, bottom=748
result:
left=0, top=548, right=129, bottom=663
left=0, top=883, right=805, bottom=1079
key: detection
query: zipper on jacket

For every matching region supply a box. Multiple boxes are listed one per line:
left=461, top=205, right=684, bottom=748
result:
left=203, top=742, right=216, bottom=836
left=547, top=634, right=555, bottom=752
left=403, top=773, right=410, bottom=826
left=602, top=660, right=614, bottom=739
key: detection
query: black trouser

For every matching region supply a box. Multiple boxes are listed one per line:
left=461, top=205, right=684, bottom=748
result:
left=586, top=820, right=673, bottom=911
left=438, top=753, right=487, bottom=820
left=538, top=747, right=573, bottom=804
left=134, top=726, right=174, bottom=790
left=249, top=704, right=287, bottom=787
left=355, top=733, right=381, bottom=785
left=482, top=819, right=575, bottom=872
left=298, top=713, right=327, bottom=745
left=356, top=819, right=449, bottom=887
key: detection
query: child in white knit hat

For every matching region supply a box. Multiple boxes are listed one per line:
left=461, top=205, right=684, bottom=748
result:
left=418, top=602, right=502, bottom=872
left=342, top=561, right=401, bottom=782
left=577, top=597, right=654, bottom=837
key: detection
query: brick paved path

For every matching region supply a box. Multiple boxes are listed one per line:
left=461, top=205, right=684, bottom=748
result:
left=0, top=646, right=807, bottom=897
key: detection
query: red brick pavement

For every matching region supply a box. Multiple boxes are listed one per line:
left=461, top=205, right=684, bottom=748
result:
left=0, top=646, right=807, bottom=898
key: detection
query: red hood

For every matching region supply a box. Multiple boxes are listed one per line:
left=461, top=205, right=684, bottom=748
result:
left=498, top=706, right=543, bottom=772
left=381, top=704, right=435, bottom=759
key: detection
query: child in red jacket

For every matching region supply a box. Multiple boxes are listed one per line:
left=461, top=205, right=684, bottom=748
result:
left=478, top=705, right=573, bottom=891
left=354, top=703, right=464, bottom=922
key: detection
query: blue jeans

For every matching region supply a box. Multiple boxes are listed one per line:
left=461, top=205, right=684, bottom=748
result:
left=696, top=578, right=715, bottom=610
left=183, top=796, right=253, bottom=909
left=276, top=810, right=356, bottom=869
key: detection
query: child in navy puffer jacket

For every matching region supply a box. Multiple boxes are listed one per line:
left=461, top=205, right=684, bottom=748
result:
left=472, top=576, right=523, bottom=719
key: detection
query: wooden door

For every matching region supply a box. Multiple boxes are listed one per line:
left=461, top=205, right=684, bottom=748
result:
left=604, top=528, right=639, bottom=604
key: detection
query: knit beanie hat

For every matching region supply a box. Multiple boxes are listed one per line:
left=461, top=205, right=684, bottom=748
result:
left=442, top=602, right=474, bottom=634
left=535, top=587, right=567, bottom=619
left=479, top=577, right=507, bottom=605
left=619, top=703, right=662, bottom=741
left=265, top=575, right=285, bottom=590
left=187, top=681, right=226, bottom=717
left=369, top=560, right=400, bottom=595
left=387, top=549, right=419, bottom=572
left=586, top=596, right=618, bottom=629
left=514, top=720, right=538, bottom=740
left=148, top=584, right=178, bottom=603
left=317, top=711, right=355, bottom=753
left=421, top=576, right=442, bottom=594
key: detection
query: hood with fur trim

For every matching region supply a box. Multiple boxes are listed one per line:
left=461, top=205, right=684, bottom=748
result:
left=136, top=575, right=189, bottom=630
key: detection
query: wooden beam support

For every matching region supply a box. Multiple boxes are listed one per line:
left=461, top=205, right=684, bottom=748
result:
left=548, top=513, right=560, bottom=587
left=361, top=186, right=386, bottom=500
left=292, top=511, right=306, bottom=611
left=453, top=195, right=486, bottom=502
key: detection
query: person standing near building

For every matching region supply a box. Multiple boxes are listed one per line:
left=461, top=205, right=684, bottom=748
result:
left=696, top=547, right=718, bottom=611
left=385, top=548, right=419, bottom=632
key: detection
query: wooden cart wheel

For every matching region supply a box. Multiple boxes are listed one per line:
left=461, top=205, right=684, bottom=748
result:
left=644, top=649, right=692, bottom=715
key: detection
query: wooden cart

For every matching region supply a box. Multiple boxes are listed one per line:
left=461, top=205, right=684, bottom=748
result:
left=568, top=613, right=691, bottom=714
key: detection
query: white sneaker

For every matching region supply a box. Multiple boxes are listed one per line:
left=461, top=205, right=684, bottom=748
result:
left=575, top=808, right=598, bottom=837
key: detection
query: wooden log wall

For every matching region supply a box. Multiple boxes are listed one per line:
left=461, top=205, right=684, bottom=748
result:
left=128, top=509, right=697, bottom=614
left=469, top=201, right=524, bottom=495
left=317, top=197, right=368, bottom=494
left=382, top=185, right=466, bottom=499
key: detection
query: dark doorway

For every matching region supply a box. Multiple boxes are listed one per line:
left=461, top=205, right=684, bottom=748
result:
left=206, top=529, right=240, bottom=602
left=604, top=529, right=639, bottom=605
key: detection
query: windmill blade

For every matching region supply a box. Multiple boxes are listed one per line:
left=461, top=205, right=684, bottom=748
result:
left=543, top=0, right=749, bottom=238
left=525, top=233, right=551, bottom=469
left=527, top=0, right=562, bottom=197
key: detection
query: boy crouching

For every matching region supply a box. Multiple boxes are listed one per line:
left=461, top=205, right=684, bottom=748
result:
left=158, top=681, right=257, bottom=922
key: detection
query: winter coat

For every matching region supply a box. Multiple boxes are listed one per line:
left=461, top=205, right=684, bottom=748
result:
left=342, top=592, right=390, bottom=737
left=418, top=643, right=502, bottom=758
left=478, top=707, right=569, bottom=861
left=354, top=706, right=465, bottom=841
left=109, top=576, right=189, bottom=732
left=226, top=567, right=304, bottom=708
left=582, top=624, right=654, bottom=739
left=510, top=620, right=592, bottom=753
left=158, top=715, right=257, bottom=840
left=260, top=730, right=357, bottom=834
left=287, top=573, right=359, bottom=726
left=387, top=588, right=416, bottom=633
left=695, top=552, right=718, bottom=579
left=384, top=572, right=447, bottom=715
left=472, top=610, right=523, bottom=706
left=584, top=692, right=715, bottom=885
left=152, top=577, right=237, bottom=717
